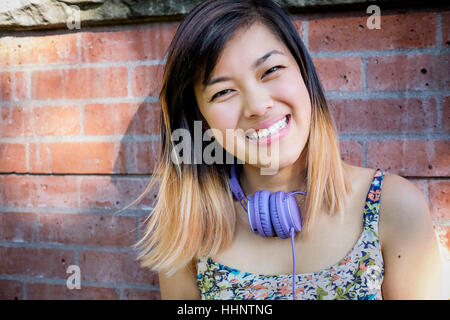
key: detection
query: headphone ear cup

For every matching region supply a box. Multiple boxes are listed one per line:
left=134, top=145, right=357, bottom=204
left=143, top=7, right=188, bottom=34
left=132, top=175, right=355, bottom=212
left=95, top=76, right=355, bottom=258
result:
left=256, top=190, right=274, bottom=237
left=268, top=192, right=282, bottom=237
left=269, top=191, right=289, bottom=238
left=271, top=191, right=292, bottom=239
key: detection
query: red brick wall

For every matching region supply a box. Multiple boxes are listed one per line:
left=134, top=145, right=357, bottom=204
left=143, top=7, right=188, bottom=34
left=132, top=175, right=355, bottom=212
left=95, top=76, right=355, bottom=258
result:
left=0, top=6, right=448, bottom=299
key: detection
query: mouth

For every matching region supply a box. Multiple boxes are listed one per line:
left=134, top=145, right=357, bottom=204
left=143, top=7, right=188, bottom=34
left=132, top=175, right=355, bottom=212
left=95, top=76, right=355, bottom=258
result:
left=245, top=114, right=291, bottom=144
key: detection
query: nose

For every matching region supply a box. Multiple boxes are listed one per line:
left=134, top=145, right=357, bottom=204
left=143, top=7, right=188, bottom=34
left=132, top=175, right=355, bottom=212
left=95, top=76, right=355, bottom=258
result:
left=242, top=84, right=273, bottom=119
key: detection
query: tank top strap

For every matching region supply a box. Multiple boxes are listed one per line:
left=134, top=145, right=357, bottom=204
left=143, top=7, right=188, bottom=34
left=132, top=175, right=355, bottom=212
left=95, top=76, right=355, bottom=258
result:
left=362, top=168, right=385, bottom=236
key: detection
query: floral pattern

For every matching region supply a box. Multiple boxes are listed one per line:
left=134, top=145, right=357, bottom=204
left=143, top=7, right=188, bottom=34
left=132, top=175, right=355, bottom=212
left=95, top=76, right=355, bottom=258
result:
left=196, top=169, right=386, bottom=300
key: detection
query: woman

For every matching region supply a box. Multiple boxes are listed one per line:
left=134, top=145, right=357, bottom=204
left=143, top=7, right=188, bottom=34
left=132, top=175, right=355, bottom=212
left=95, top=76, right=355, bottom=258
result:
left=126, top=0, right=442, bottom=299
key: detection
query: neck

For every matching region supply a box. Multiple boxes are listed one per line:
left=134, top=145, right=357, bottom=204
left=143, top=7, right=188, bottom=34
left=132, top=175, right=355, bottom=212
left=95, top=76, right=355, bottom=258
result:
left=239, top=151, right=307, bottom=196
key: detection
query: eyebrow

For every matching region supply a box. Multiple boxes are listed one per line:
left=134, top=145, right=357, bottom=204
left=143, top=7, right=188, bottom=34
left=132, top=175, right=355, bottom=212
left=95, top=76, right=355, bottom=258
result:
left=203, top=49, right=284, bottom=91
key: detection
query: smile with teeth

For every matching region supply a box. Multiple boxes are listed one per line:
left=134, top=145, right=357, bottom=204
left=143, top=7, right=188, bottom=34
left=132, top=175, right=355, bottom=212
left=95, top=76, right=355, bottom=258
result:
left=245, top=115, right=289, bottom=141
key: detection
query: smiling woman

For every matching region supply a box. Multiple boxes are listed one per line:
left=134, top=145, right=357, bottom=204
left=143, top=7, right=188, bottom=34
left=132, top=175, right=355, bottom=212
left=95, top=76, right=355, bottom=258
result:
left=118, top=0, right=443, bottom=300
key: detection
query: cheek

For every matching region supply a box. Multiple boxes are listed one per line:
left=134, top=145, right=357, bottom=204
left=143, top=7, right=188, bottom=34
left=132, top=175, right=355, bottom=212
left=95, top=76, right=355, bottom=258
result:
left=206, top=109, right=236, bottom=132
left=274, top=74, right=311, bottom=121
left=203, top=108, right=242, bottom=149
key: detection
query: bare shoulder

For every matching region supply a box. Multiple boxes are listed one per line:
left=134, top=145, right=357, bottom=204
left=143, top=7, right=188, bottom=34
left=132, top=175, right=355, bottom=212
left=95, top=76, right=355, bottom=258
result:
left=341, top=164, right=425, bottom=246
left=378, top=172, right=431, bottom=242
left=374, top=171, right=443, bottom=299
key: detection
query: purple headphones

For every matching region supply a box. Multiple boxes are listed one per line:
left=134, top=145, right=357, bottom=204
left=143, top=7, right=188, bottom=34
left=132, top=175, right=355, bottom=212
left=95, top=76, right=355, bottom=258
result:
left=228, top=163, right=306, bottom=300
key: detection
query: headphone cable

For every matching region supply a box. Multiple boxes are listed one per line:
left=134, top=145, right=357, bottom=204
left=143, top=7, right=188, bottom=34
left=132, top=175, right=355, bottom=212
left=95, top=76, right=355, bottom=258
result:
left=290, top=227, right=297, bottom=300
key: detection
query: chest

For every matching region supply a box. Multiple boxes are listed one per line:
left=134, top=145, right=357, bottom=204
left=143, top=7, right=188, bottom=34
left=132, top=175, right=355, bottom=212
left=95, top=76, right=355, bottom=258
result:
left=211, top=189, right=369, bottom=275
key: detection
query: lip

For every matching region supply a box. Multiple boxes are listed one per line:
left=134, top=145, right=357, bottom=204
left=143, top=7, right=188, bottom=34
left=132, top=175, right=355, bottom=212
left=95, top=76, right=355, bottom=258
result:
left=245, top=114, right=291, bottom=146
left=246, top=114, right=289, bottom=131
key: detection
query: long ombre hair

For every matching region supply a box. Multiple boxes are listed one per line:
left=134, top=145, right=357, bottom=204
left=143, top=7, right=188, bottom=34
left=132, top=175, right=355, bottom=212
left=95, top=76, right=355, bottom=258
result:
left=118, top=0, right=351, bottom=276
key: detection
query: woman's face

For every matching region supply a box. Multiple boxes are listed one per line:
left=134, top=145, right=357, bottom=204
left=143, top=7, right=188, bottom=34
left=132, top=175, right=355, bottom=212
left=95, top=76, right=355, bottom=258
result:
left=194, top=22, right=311, bottom=171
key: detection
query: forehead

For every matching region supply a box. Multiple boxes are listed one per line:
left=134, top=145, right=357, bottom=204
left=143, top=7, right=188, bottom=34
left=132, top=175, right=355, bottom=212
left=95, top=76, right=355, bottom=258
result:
left=194, top=22, right=292, bottom=96
left=213, top=22, right=288, bottom=70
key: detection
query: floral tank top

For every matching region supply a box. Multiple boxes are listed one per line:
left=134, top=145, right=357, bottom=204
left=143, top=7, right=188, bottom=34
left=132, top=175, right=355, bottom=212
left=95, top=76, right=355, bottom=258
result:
left=196, top=169, right=386, bottom=300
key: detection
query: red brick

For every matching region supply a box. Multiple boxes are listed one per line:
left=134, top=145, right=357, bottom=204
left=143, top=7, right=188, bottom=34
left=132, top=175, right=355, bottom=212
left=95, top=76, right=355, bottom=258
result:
left=442, top=12, right=450, bottom=48
left=0, top=176, right=33, bottom=207
left=443, top=96, right=450, bottom=132
left=366, top=140, right=450, bottom=177
left=0, top=212, right=36, bottom=242
left=122, top=288, right=161, bottom=300
left=24, top=105, right=81, bottom=137
left=309, top=13, right=437, bottom=52
left=81, top=24, right=178, bottom=63
left=31, top=176, right=79, bottom=208
left=0, top=33, right=78, bottom=67
left=339, top=140, right=362, bottom=166
left=27, top=283, right=119, bottom=300
left=0, top=175, right=78, bottom=208
left=312, top=57, right=362, bottom=91
left=127, top=141, right=161, bottom=174
left=0, top=143, right=27, bottom=172
left=127, top=102, right=161, bottom=135
left=78, top=250, right=158, bottom=285
left=0, top=71, right=28, bottom=101
left=29, top=142, right=126, bottom=174
left=332, top=98, right=438, bottom=133
left=428, top=180, right=450, bottom=219
left=79, top=176, right=158, bottom=210
left=84, top=102, right=160, bottom=136
left=131, top=64, right=164, bottom=98
left=85, top=103, right=135, bottom=136
left=0, top=106, right=24, bottom=137
left=38, top=213, right=137, bottom=247
left=0, top=247, right=75, bottom=278
left=0, top=280, right=23, bottom=300
left=79, top=176, right=126, bottom=210
left=366, top=54, right=449, bottom=91
left=31, top=67, right=128, bottom=100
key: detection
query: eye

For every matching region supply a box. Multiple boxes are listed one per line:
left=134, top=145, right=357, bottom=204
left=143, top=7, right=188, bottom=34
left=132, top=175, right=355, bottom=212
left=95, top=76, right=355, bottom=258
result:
left=210, top=89, right=233, bottom=102
left=262, top=65, right=285, bottom=78
left=208, top=65, right=285, bottom=102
